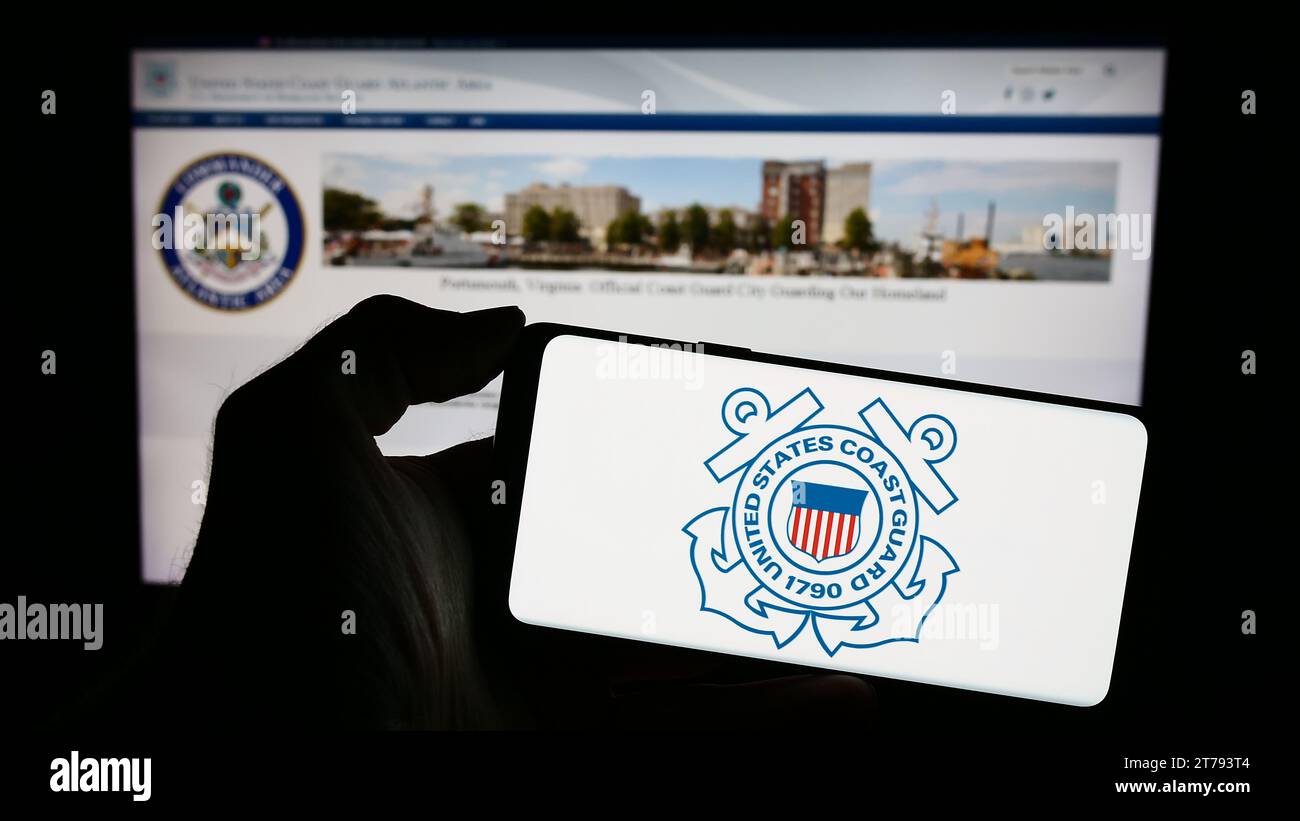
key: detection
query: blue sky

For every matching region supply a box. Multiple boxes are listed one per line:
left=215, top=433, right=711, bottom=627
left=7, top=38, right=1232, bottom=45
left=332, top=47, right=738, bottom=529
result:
left=870, top=160, right=1117, bottom=246
left=323, top=154, right=1116, bottom=247
left=323, top=154, right=759, bottom=217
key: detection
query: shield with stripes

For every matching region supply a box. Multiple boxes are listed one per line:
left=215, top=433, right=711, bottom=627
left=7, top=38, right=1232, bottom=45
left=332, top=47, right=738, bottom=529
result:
left=786, top=480, right=870, bottom=562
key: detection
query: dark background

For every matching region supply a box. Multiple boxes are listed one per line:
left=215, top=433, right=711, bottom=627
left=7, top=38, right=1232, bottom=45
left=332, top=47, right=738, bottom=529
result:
left=4, top=21, right=1275, bottom=802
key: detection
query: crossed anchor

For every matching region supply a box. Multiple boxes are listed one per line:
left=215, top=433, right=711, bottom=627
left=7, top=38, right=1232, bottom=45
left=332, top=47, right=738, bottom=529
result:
left=684, top=387, right=960, bottom=655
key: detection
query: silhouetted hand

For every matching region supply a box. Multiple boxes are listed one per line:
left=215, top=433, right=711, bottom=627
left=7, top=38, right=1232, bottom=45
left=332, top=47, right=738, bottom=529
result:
left=157, top=295, right=874, bottom=730
left=159, top=295, right=517, bottom=728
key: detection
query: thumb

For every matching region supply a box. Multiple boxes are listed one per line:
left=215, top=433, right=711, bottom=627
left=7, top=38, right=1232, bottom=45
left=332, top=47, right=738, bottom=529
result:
left=287, top=295, right=524, bottom=436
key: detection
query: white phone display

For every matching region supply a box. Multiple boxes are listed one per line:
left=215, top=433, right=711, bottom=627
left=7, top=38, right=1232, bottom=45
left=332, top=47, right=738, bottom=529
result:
left=508, top=335, right=1148, bottom=706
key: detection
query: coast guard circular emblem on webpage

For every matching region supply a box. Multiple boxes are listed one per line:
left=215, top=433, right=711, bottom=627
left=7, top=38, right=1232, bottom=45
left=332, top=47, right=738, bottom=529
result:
left=155, top=152, right=304, bottom=310
left=684, top=387, right=960, bottom=655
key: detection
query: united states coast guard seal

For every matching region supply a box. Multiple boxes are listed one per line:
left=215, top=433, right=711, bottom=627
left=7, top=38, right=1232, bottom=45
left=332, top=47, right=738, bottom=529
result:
left=683, top=387, right=960, bottom=655
left=157, top=152, right=304, bottom=310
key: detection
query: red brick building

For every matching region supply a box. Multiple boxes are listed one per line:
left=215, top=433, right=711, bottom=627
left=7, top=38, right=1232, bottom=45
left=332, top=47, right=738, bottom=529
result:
left=761, top=160, right=826, bottom=246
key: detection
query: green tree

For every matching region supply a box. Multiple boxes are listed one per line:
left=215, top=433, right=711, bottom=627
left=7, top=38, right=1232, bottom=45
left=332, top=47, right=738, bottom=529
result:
left=712, top=209, right=738, bottom=251
left=323, top=188, right=384, bottom=231
left=522, top=205, right=551, bottom=243
left=549, top=207, right=581, bottom=243
left=609, top=211, right=653, bottom=247
left=684, top=204, right=710, bottom=252
left=840, top=207, right=879, bottom=253
left=748, top=216, right=771, bottom=251
left=450, top=203, right=487, bottom=234
left=772, top=215, right=798, bottom=250
left=659, top=212, right=682, bottom=251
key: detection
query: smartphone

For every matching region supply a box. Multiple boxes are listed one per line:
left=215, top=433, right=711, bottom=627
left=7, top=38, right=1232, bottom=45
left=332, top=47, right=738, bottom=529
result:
left=495, top=325, right=1148, bottom=707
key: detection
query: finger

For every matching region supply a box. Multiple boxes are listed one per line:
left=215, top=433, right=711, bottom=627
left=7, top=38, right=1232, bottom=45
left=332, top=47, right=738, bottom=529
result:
left=288, top=295, right=524, bottom=435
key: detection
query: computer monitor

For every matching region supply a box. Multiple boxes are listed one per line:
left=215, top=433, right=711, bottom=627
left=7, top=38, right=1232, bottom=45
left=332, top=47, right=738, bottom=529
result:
left=131, top=43, right=1165, bottom=581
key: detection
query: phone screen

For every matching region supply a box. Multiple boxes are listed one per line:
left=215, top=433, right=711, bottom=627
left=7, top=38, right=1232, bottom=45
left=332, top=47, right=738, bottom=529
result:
left=508, top=335, right=1147, bottom=706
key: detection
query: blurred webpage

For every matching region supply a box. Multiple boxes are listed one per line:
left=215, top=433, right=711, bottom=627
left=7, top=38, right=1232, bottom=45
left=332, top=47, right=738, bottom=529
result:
left=133, top=48, right=1164, bottom=581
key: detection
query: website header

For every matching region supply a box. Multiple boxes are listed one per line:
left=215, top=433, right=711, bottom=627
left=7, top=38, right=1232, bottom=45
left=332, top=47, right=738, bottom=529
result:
left=132, top=49, right=1166, bottom=118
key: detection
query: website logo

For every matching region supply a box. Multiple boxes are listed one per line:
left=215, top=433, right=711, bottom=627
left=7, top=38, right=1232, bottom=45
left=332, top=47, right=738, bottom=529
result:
left=683, top=388, right=959, bottom=655
left=142, top=60, right=175, bottom=98
left=155, top=153, right=304, bottom=311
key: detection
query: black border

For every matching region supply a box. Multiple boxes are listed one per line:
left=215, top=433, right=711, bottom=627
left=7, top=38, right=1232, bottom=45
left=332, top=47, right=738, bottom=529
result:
left=5, top=19, right=1272, bottom=795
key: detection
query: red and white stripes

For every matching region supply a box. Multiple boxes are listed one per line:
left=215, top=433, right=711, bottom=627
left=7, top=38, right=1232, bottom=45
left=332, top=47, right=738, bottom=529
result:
left=789, top=506, right=857, bottom=561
